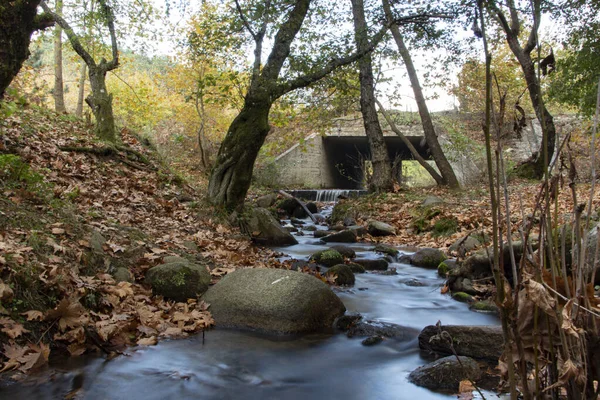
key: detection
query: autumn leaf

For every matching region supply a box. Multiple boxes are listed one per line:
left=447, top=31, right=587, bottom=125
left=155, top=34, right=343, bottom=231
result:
left=0, top=280, right=14, bottom=302
left=136, top=336, right=157, bottom=346
left=21, top=310, right=44, bottom=321
left=17, top=343, right=50, bottom=372
left=46, top=298, right=88, bottom=331
left=0, top=317, right=30, bottom=338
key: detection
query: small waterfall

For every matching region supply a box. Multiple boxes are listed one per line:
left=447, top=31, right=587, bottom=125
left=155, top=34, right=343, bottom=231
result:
left=287, top=189, right=367, bottom=202
left=315, top=189, right=352, bottom=202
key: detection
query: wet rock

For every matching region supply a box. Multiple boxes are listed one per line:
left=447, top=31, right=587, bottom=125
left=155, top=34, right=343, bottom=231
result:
left=304, top=225, right=317, bottom=232
left=314, top=230, right=330, bottom=238
left=329, top=224, right=345, bottom=231
left=146, top=260, right=211, bottom=302
left=367, top=220, right=396, bottom=237
left=202, top=268, right=346, bottom=334
left=284, top=226, right=298, bottom=233
left=334, top=312, right=362, bottom=330
left=397, top=254, right=412, bottom=264
left=347, top=225, right=368, bottom=237
left=449, top=277, right=480, bottom=296
left=242, top=207, right=298, bottom=246
left=418, top=325, right=503, bottom=360
left=310, top=249, right=344, bottom=267
left=470, top=300, right=499, bottom=314
left=292, top=206, right=308, bottom=219
left=256, top=193, right=277, bottom=208
left=449, top=236, right=480, bottom=254
left=354, top=258, right=389, bottom=271
left=362, top=336, right=383, bottom=346
left=329, top=245, right=356, bottom=259
left=411, top=248, right=447, bottom=269
left=379, top=268, right=398, bottom=275
left=347, top=320, right=418, bottom=341
left=321, top=229, right=357, bottom=243
left=289, top=260, right=320, bottom=272
left=277, top=198, right=297, bottom=216
left=326, top=264, right=355, bottom=286
left=402, top=278, right=426, bottom=287
left=408, top=356, right=481, bottom=391
left=372, top=243, right=399, bottom=257
left=306, top=202, right=319, bottom=214
left=452, top=291, right=474, bottom=303
left=437, top=259, right=458, bottom=277
left=290, top=217, right=305, bottom=225
left=343, top=216, right=357, bottom=226
left=347, top=263, right=366, bottom=273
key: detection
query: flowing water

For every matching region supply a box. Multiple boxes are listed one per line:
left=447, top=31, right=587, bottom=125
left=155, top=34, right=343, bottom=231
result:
left=1, top=204, right=500, bottom=400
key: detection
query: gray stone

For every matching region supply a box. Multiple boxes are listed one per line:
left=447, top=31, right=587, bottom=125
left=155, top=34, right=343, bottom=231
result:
left=277, top=198, right=298, bottom=215
left=306, top=202, right=318, bottom=213
left=372, top=243, right=399, bottom=257
left=421, top=195, right=444, bottom=207
left=242, top=207, right=298, bottom=246
left=146, top=261, right=211, bottom=302
left=329, top=245, right=356, bottom=259
left=314, top=230, right=330, bottom=238
left=347, top=225, right=368, bottom=237
left=183, top=241, right=199, bottom=252
left=321, top=229, right=357, bottom=243
left=367, top=220, right=396, bottom=236
left=449, top=236, right=480, bottom=254
left=354, top=258, right=389, bottom=271
left=449, top=277, right=480, bottom=296
left=343, top=216, right=357, bottom=226
left=408, top=356, right=481, bottom=391
left=361, top=336, right=383, bottom=346
left=397, top=254, right=412, bottom=264
left=113, top=267, right=133, bottom=283
left=310, top=249, right=344, bottom=267
left=290, top=217, right=305, bottom=225
left=292, top=206, right=308, bottom=219
left=90, top=230, right=106, bottom=253
left=326, top=264, right=355, bottom=286
left=347, top=320, right=418, bottom=341
left=304, top=225, right=317, bottom=232
left=403, top=278, right=426, bottom=287
left=411, top=248, right=447, bottom=269
left=256, top=193, right=277, bottom=208
left=201, top=269, right=346, bottom=334
left=418, top=325, right=503, bottom=360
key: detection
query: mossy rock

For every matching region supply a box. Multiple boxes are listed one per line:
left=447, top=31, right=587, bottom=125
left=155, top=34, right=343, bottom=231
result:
left=329, top=245, right=356, bottom=259
left=438, top=261, right=450, bottom=277
left=310, top=249, right=344, bottom=267
left=347, top=263, right=366, bottom=273
left=451, top=291, right=474, bottom=303
left=470, top=300, right=499, bottom=313
left=411, top=248, right=447, bottom=269
left=331, top=201, right=353, bottom=225
left=326, top=264, right=355, bottom=286
left=276, top=198, right=298, bottom=216
left=146, top=261, right=211, bottom=302
left=372, top=244, right=399, bottom=257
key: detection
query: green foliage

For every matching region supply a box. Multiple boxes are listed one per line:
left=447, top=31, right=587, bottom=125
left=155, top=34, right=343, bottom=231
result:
left=0, top=154, right=52, bottom=200
left=410, top=206, right=440, bottom=234
left=432, top=217, right=458, bottom=237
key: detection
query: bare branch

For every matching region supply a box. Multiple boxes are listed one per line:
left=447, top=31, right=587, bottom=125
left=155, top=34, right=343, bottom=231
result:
left=97, top=0, right=119, bottom=71
left=234, top=0, right=258, bottom=40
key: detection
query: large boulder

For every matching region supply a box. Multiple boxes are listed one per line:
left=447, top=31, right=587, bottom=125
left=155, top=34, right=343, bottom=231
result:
left=242, top=207, right=298, bottom=246
left=256, top=193, right=277, bottom=208
left=146, top=259, right=211, bottom=302
left=276, top=198, right=297, bottom=216
left=326, top=264, right=355, bottom=286
left=408, top=356, right=481, bottom=391
left=372, top=243, right=399, bottom=257
left=354, top=258, right=389, bottom=271
left=419, top=325, right=503, bottom=360
left=321, top=229, right=357, bottom=243
left=329, top=245, right=356, bottom=259
left=311, top=249, right=344, bottom=267
left=411, top=248, right=447, bottom=269
left=202, top=268, right=346, bottom=334
left=367, top=220, right=396, bottom=237
left=449, top=236, right=480, bottom=254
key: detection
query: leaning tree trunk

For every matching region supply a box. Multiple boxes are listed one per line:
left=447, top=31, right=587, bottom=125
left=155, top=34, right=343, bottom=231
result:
left=53, top=0, right=66, bottom=113
left=0, top=0, right=53, bottom=98
left=87, top=66, right=116, bottom=142
left=510, top=40, right=556, bottom=178
left=351, top=0, right=393, bottom=192
left=76, top=61, right=86, bottom=117
left=382, top=0, right=460, bottom=189
left=208, top=99, right=271, bottom=211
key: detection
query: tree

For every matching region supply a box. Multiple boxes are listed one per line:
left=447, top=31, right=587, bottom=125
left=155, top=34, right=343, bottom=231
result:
left=485, top=0, right=557, bottom=178
left=207, top=0, right=390, bottom=211
left=53, top=0, right=66, bottom=112
left=382, top=0, right=460, bottom=188
left=350, top=0, right=393, bottom=192
left=41, top=0, right=119, bottom=142
left=0, top=0, right=54, bottom=98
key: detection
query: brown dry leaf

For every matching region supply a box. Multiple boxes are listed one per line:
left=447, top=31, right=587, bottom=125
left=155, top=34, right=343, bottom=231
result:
left=523, top=277, right=555, bottom=315
left=67, top=343, right=87, bottom=356
left=544, top=359, right=580, bottom=391
left=0, top=358, right=21, bottom=373
left=440, top=285, right=449, bottom=294
left=46, top=298, right=87, bottom=332
left=17, top=343, right=50, bottom=372
left=0, top=317, right=30, bottom=338
left=159, top=327, right=184, bottom=337
left=561, top=298, right=584, bottom=338
left=136, top=336, right=157, bottom=346
left=52, top=228, right=65, bottom=235
left=21, top=310, right=44, bottom=321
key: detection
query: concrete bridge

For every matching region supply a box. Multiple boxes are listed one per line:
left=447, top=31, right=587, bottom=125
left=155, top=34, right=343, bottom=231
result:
left=272, top=115, right=431, bottom=189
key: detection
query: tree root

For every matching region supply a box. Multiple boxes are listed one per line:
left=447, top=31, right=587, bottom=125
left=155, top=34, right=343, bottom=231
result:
left=58, top=145, right=156, bottom=171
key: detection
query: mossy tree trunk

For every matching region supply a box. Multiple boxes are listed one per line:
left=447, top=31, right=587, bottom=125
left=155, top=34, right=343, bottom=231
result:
left=41, top=0, right=119, bottom=142
left=0, top=0, right=53, bottom=98
left=351, top=0, right=394, bottom=192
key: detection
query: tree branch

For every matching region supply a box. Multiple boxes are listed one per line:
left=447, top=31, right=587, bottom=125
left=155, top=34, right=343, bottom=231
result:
left=234, top=0, right=258, bottom=40
left=40, top=0, right=96, bottom=68
left=97, top=0, right=119, bottom=71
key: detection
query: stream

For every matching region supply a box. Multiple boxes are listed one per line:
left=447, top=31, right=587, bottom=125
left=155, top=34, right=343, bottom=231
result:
left=1, top=202, right=500, bottom=400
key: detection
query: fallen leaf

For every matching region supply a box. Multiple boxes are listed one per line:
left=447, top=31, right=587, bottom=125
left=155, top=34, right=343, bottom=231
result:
left=45, top=298, right=87, bottom=331
left=136, top=336, right=157, bottom=346
left=21, top=310, right=44, bottom=321
left=0, top=318, right=30, bottom=339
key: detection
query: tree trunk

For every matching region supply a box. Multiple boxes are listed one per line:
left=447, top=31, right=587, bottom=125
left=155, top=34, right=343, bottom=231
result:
left=0, top=0, right=53, bottom=98
left=76, top=61, right=86, bottom=117
left=507, top=37, right=556, bottom=178
left=53, top=0, right=66, bottom=113
left=87, top=66, right=116, bottom=142
left=351, top=0, right=393, bottom=192
left=382, top=0, right=460, bottom=188
left=208, top=98, right=271, bottom=211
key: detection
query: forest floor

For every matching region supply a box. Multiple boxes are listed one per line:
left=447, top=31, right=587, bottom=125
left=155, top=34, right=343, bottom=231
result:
left=1, top=105, right=599, bottom=378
